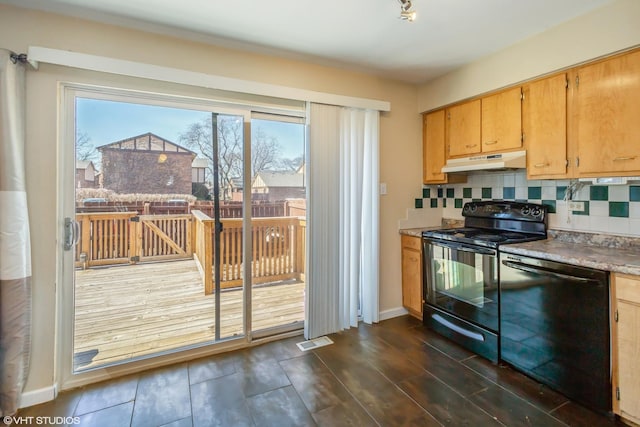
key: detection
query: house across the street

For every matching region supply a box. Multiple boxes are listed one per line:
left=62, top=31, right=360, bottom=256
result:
left=252, top=167, right=305, bottom=202
left=75, top=160, right=97, bottom=189
left=98, top=132, right=196, bottom=195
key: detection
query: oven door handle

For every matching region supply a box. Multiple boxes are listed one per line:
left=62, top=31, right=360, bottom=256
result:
left=430, top=240, right=496, bottom=256
left=432, top=314, right=485, bottom=342
left=502, top=260, right=596, bottom=283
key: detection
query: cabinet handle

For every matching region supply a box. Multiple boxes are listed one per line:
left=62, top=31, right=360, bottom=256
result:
left=484, top=140, right=498, bottom=145
left=534, top=163, right=549, bottom=168
left=613, top=156, right=637, bottom=161
left=465, top=144, right=478, bottom=148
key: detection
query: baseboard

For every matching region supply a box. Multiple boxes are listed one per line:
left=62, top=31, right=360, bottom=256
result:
left=20, top=385, right=57, bottom=409
left=379, top=307, right=409, bottom=321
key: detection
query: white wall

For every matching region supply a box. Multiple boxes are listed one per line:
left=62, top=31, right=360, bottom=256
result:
left=0, top=3, right=426, bottom=396
left=418, top=0, right=640, bottom=112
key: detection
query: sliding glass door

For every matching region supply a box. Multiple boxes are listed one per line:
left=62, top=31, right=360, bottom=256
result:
left=250, top=115, right=307, bottom=337
left=62, top=88, right=250, bottom=376
left=60, top=85, right=307, bottom=389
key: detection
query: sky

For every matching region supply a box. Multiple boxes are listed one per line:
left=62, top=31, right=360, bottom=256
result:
left=76, top=98, right=305, bottom=160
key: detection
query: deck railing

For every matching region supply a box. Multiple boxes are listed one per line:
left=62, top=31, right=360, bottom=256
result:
left=76, top=212, right=137, bottom=267
left=220, top=216, right=306, bottom=287
left=76, top=211, right=305, bottom=294
left=190, top=211, right=306, bottom=293
left=75, top=213, right=193, bottom=266
left=192, top=210, right=214, bottom=293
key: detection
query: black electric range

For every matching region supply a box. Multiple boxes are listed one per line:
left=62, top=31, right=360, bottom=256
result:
left=421, top=200, right=548, bottom=362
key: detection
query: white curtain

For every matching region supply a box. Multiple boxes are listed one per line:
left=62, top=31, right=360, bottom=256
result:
left=0, top=50, right=32, bottom=416
left=305, top=103, right=379, bottom=339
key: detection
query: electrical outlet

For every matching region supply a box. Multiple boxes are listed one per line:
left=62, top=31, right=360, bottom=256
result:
left=569, top=201, right=585, bottom=212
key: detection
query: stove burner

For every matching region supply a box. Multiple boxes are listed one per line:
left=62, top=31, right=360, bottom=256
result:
left=501, top=232, right=529, bottom=239
left=474, top=234, right=504, bottom=241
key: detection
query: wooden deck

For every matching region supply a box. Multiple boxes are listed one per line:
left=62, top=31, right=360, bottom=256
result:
left=73, top=259, right=305, bottom=371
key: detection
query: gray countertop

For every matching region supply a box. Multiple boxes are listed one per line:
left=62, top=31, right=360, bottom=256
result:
left=400, top=226, right=640, bottom=276
left=500, top=239, right=640, bottom=276
left=399, top=226, right=443, bottom=238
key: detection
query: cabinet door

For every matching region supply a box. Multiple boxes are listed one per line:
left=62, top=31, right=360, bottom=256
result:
left=573, top=50, right=640, bottom=176
left=481, top=87, right=522, bottom=153
left=423, top=110, right=447, bottom=184
left=614, top=274, right=640, bottom=425
left=447, top=100, right=481, bottom=157
left=401, top=236, right=423, bottom=319
left=524, top=74, right=568, bottom=178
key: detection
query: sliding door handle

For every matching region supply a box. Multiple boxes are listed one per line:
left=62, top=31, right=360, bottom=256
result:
left=64, top=217, right=80, bottom=251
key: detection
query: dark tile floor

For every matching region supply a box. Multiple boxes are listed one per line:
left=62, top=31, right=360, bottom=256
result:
left=15, top=316, right=624, bottom=426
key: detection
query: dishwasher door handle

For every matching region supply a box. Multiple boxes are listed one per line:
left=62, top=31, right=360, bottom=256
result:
left=502, top=260, right=596, bottom=283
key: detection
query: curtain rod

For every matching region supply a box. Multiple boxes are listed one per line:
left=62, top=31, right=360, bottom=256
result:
left=27, top=46, right=388, bottom=111
left=10, top=52, right=28, bottom=64
left=8, top=52, right=39, bottom=69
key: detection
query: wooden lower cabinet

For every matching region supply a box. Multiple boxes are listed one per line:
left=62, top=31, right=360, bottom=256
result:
left=612, top=273, right=640, bottom=425
left=401, top=235, right=423, bottom=319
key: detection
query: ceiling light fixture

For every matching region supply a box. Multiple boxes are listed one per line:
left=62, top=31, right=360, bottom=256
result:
left=398, top=0, right=417, bottom=22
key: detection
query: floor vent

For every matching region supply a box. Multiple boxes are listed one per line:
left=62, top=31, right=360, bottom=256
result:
left=296, top=336, right=334, bottom=352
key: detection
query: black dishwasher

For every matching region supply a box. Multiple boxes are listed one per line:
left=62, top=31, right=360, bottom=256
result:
left=499, top=253, right=610, bottom=413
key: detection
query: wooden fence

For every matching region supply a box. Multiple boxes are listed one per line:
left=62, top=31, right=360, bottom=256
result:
left=76, top=211, right=305, bottom=294
left=76, top=200, right=298, bottom=217
left=191, top=202, right=288, bottom=218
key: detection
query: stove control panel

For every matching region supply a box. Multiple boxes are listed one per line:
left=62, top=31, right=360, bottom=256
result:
left=462, top=201, right=547, bottom=222
left=521, top=205, right=543, bottom=219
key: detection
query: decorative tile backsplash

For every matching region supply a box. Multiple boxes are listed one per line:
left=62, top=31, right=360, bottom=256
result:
left=418, top=170, right=640, bottom=237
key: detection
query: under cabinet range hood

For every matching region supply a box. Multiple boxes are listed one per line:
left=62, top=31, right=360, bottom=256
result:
left=441, top=150, right=526, bottom=173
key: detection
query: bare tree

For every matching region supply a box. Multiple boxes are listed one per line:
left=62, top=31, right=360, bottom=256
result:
left=76, top=130, right=98, bottom=163
left=277, top=156, right=304, bottom=171
left=179, top=116, right=281, bottom=200
left=180, top=116, right=236, bottom=200
left=251, top=127, right=280, bottom=177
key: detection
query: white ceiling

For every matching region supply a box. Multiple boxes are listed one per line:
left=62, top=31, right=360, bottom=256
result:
left=3, top=0, right=613, bottom=84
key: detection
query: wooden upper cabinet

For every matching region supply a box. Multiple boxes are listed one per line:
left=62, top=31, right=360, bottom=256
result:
left=524, top=74, right=568, bottom=178
left=447, top=99, right=481, bottom=157
left=423, top=110, right=447, bottom=184
left=481, top=87, right=523, bottom=153
left=573, top=50, right=640, bottom=176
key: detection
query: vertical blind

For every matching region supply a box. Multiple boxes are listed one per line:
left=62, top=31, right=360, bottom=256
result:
left=305, top=103, right=379, bottom=339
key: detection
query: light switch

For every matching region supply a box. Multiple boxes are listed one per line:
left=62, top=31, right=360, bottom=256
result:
left=379, top=183, right=387, bottom=195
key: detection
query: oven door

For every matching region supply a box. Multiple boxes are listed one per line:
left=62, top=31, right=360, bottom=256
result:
left=423, top=239, right=499, bottom=332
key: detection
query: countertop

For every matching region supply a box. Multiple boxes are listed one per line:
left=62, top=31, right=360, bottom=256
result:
left=399, top=226, right=640, bottom=276
left=399, top=226, right=443, bottom=238
left=400, top=219, right=464, bottom=238
left=500, top=239, right=640, bottom=276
